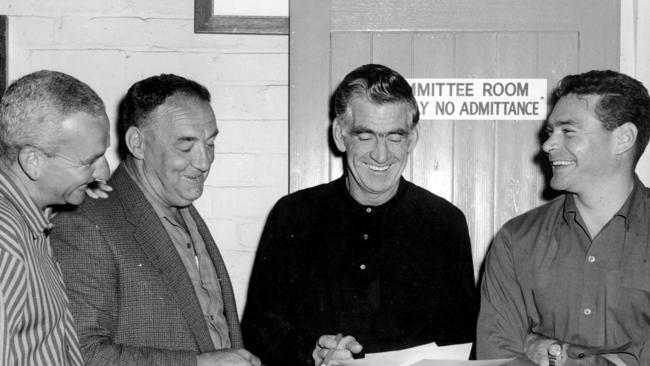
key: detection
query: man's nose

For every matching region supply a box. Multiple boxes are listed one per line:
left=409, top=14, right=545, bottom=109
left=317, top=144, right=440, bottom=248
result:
left=370, top=138, right=389, bottom=163
left=92, top=156, right=110, bottom=181
left=542, top=132, right=557, bottom=153
left=193, top=145, right=213, bottom=172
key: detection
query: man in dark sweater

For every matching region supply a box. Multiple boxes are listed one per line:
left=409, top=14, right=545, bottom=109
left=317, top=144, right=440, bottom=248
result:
left=241, top=64, right=477, bottom=366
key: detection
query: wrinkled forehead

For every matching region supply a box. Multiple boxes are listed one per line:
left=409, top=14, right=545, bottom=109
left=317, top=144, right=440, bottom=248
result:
left=148, top=95, right=216, bottom=131
left=344, top=98, right=414, bottom=130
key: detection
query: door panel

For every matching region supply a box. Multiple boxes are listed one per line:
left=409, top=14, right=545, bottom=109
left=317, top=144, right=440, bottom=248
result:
left=291, top=0, right=620, bottom=275
left=494, top=33, right=545, bottom=242
left=452, top=33, right=498, bottom=267
left=412, top=34, right=456, bottom=201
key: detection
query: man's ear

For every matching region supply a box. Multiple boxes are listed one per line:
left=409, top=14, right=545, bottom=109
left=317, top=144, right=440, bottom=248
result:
left=613, top=122, right=637, bottom=156
left=17, top=145, right=44, bottom=181
left=125, top=126, right=146, bottom=160
left=332, top=118, right=347, bottom=153
left=407, top=123, right=420, bottom=153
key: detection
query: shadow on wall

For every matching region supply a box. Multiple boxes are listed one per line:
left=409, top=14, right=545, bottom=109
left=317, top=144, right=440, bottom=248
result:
left=534, top=122, right=562, bottom=202
left=116, top=95, right=129, bottom=161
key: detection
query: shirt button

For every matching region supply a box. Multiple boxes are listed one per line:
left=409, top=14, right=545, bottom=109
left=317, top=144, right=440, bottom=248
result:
left=587, top=256, right=596, bottom=263
left=363, top=234, right=369, bottom=240
left=360, top=264, right=366, bottom=270
left=366, top=207, right=372, bottom=213
left=584, top=308, right=592, bottom=315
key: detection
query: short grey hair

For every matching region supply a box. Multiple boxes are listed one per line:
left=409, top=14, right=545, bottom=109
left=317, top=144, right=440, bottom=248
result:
left=0, top=70, right=106, bottom=163
left=332, top=64, right=419, bottom=127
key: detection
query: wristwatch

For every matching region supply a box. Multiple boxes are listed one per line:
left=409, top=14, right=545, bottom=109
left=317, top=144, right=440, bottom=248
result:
left=547, top=342, right=562, bottom=366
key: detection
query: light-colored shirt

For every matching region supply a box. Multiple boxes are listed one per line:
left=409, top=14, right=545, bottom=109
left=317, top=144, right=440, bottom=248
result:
left=0, top=170, right=83, bottom=366
left=478, top=177, right=650, bottom=365
left=159, top=208, right=231, bottom=349
left=124, top=165, right=232, bottom=350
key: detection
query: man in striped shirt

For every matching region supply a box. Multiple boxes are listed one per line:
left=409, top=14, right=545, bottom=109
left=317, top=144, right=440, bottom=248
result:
left=0, top=70, right=111, bottom=366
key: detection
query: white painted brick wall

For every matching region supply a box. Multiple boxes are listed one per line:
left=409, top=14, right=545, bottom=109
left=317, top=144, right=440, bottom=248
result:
left=2, top=0, right=289, bottom=315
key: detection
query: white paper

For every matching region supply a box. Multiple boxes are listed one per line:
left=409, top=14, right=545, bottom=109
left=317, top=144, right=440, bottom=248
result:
left=336, top=342, right=512, bottom=366
left=410, top=359, right=514, bottom=366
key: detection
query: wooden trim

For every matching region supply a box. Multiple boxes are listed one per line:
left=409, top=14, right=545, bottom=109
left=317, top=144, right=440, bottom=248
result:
left=194, top=0, right=288, bottom=35
left=0, top=16, right=6, bottom=96
left=289, top=0, right=331, bottom=192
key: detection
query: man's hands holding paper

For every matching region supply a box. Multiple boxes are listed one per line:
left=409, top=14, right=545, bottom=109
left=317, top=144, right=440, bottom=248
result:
left=313, top=334, right=363, bottom=366
left=524, top=333, right=568, bottom=366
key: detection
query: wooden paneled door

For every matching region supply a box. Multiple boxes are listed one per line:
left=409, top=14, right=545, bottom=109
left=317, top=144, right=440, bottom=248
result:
left=290, top=0, right=620, bottom=275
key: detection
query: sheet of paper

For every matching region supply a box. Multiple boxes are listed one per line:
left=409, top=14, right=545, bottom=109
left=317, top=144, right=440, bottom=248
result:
left=337, top=342, right=473, bottom=366
left=410, top=359, right=514, bottom=366
left=336, top=342, right=512, bottom=366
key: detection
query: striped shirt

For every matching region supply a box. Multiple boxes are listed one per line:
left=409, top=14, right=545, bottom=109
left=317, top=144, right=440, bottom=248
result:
left=0, top=169, right=84, bottom=366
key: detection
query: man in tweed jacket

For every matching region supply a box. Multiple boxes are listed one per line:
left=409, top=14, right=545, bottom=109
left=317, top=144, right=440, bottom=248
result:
left=51, top=74, right=261, bottom=366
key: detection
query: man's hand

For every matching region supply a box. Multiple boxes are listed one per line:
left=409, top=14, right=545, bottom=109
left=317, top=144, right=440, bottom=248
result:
left=313, top=334, right=363, bottom=366
left=524, top=333, right=568, bottom=366
left=85, top=180, right=113, bottom=199
left=197, top=349, right=261, bottom=366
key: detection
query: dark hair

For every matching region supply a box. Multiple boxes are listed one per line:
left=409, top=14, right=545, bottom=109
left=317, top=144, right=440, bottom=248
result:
left=332, top=64, right=419, bottom=126
left=0, top=70, right=105, bottom=162
left=552, top=70, right=650, bottom=163
left=120, top=74, right=211, bottom=132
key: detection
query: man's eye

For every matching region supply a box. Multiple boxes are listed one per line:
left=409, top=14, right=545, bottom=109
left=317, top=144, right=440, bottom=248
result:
left=387, top=134, right=405, bottom=142
left=178, top=144, right=192, bottom=152
left=357, top=133, right=373, bottom=141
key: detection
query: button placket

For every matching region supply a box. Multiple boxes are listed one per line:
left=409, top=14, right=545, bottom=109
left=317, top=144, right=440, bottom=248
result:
left=357, top=205, right=376, bottom=276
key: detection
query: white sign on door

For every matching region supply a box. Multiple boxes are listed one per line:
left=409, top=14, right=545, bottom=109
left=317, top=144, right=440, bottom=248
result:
left=408, top=78, right=547, bottom=120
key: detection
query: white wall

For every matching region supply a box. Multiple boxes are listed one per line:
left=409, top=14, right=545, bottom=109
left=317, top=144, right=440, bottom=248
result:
left=0, top=0, right=288, bottom=315
left=622, top=0, right=650, bottom=184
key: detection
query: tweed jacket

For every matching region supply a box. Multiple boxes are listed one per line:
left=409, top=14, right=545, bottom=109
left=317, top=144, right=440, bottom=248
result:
left=51, top=164, right=242, bottom=366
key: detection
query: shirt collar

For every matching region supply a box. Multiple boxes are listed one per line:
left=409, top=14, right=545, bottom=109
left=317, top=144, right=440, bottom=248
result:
left=336, top=174, right=409, bottom=211
left=0, top=169, right=53, bottom=237
left=124, top=163, right=186, bottom=224
left=562, top=175, right=645, bottom=224
left=139, top=185, right=189, bottom=228
left=618, top=175, right=645, bottom=221
left=562, top=193, right=578, bottom=222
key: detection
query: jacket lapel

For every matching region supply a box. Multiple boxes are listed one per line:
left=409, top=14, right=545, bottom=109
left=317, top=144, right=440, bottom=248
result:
left=112, top=166, right=215, bottom=353
left=189, top=205, right=244, bottom=348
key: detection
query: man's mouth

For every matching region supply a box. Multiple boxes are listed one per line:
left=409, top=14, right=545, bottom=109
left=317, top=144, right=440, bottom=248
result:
left=183, top=173, right=204, bottom=182
left=550, top=160, right=575, bottom=167
left=366, top=164, right=390, bottom=172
